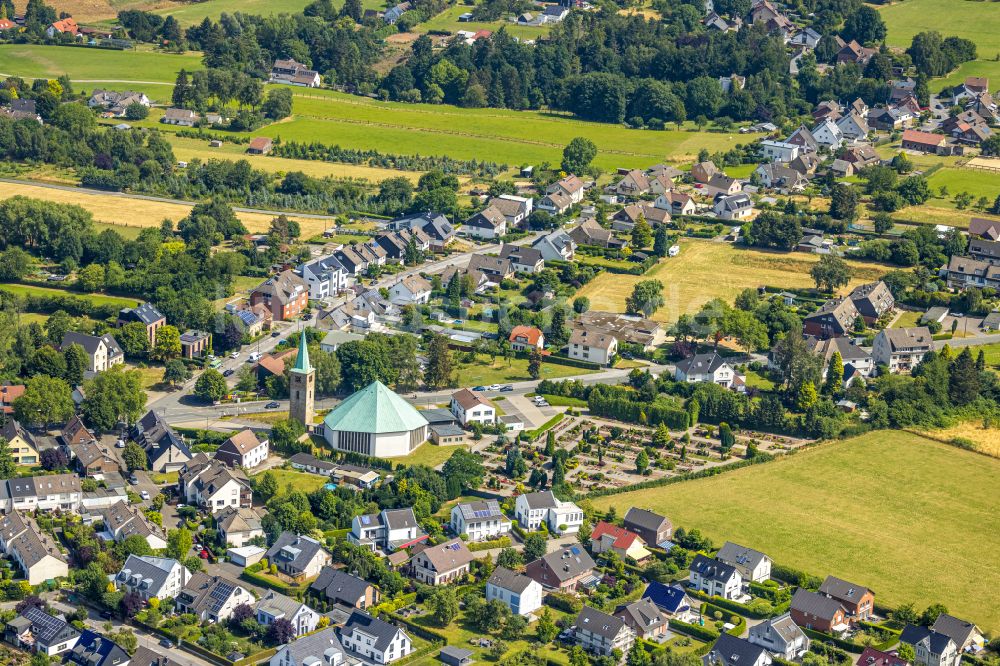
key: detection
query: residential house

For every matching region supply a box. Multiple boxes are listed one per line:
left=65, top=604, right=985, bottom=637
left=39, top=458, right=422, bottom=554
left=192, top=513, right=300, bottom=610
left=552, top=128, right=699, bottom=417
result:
left=570, top=218, right=625, bottom=249
left=946, top=255, right=1000, bottom=289
left=374, top=228, right=430, bottom=264
left=467, top=254, right=514, bottom=282
left=856, top=647, right=910, bottom=666
left=703, top=634, right=773, bottom=666
left=508, top=325, right=545, bottom=351
left=536, top=191, right=574, bottom=215
left=179, top=330, right=210, bottom=359
left=99, top=500, right=167, bottom=550
left=514, top=490, right=584, bottom=534
left=87, top=89, right=150, bottom=116
left=790, top=27, right=821, bottom=49
left=931, top=615, right=984, bottom=653
left=382, top=2, right=412, bottom=25
left=463, top=206, right=507, bottom=239
left=178, top=456, right=252, bottom=513
left=705, top=174, right=743, bottom=198
left=65, top=631, right=130, bottom=666
left=843, top=145, right=880, bottom=171
left=837, top=39, right=876, bottom=65
left=716, top=542, right=771, bottom=584
left=409, top=538, right=475, bottom=585
left=748, top=613, right=809, bottom=660
left=320, top=330, right=364, bottom=353
left=812, top=119, right=845, bottom=148
left=748, top=0, right=793, bottom=38
left=755, top=164, right=809, bottom=192
left=214, top=429, right=269, bottom=470
left=0, top=511, right=68, bottom=584
left=541, top=4, right=569, bottom=22
left=532, top=229, right=577, bottom=261
left=790, top=589, right=848, bottom=633
left=689, top=554, right=742, bottom=600
left=450, top=500, right=511, bottom=541
left=268, top=626, right=344, bottom=666
left=575, top=605, right=636, bottom=657
left=117, top=302, right=166, bottom=347
left=266, top=532, right=331, bottom=579
left=802, top=298, right=861, bottom=338
left=2, top=420, right=39, bottom=466
left=289, top=452, right=337, bottom=476
left=69, top=440, right=119, bottom=476
left=873, top=327, right=932, bottom=373
left=269, top=59, right=322, bottom=87
left=789, top=152, right=822, bottom=176
left=901, top=129, right=948, bottom=154
left=61, top=331, right=124, bottom=374
left=216, top=506, right=265, bottom=548
left=450, top=389, right=496, bottom=426
left=499, top=244, right=544, bottom=273
left=868, top=106, right=914, bottom=132
left=900, top=625, right=961, bottom=666
left=759, top=140, right=801, bottom=163
left=349, top=508, right=428, bottom=552
left=611, top=169, right=651, bottom=197
left=642, top=582, right=694, bottom=619
left=298, top=256, right=348, bottom=300
left=256, top=591, right=320, bottom=637
left=340, top=611, right=412, bottom=664
left=952, top=76, right=989, bottom=105
left=850, top=281, right=894, bottom=324
left=819, top=576, right=874, bottom=622
left=691, top=161, right=719, bottom=184
left=525, top=546, right=597, bottom=592
left=837, top=112, right=870, bottom=143
left=622, top=508, right=671, bottom=547
left=251, top=270, right=309, bottom=321
left=175, top=573, right=253, bottom=622
left=161, top=108, right=198, bottom=126
left=589, top=521, right=651, bottom=562
left=248, top=137, right=274, bottom=155
left=675, top=353, right=745, bottom=390
left=655, top=191, right=697, bottom=216
left=491, top=195, right=533, bottom=228
left=0, top=383, right=24, bottom=415
left=547, top=175, right=586, bottom=203
left=4, top=605, right=80, bottom=656
left=615, top=598, right=668, bottom=640
left=786, top=125, right=819, bottom=153
left=6, top=474, right=82, bottom=513
left=310, top=567, right=379, bottom=610
left=389, top=275, right=433, bottom=306
left=800, top=335, right=874, bottom=381
left=486, top=567, right=543, bottom=616
left=114, top=554, right=189, bottom=601
left=713, top=193, right=753, bottom=220
left=568, top=328, right=618, bottom=366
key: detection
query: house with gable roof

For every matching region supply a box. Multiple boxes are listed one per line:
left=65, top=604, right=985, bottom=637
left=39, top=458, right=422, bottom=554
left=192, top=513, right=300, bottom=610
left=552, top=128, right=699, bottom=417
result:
left=216, top=506, right=265, bottom=548
left=409, top=538, right=475, bottom=585
left=214, top=429, right=269, bottom=470
left=675, top=352, right=745, bottom=390
left=349, top=507, right=428, bottom=552
left=704, top=634, right=773, bottom=666
left=450, top=388, right=496, bottom=426
left=175, top=572, right=254, bottom=622
left=748, top=613, right=809, bottom=659
left=5, top=605, right=80, bottom=656
left=450, top=499, right=510, bottom=541
left=589, top=521, right=651, bottom=562
left=65, top=630, right=130, bottom=666
left=310, top=566, right=380, bottom=610
left=931, top=614, right=984, bottom=653
left=266, top=532, right=332, bottom=579
left=900, top=625, right=962, bottom=666
left=525, top=546, right=597, bottom=592
left=463, top=206, right=507, bottom=239
left=340, top=610, right=412, bottom=664
left=575, top=605, right=636, bottom=657
left=114, top=554, right=189, bottom=600
left=117, top=302, right=166, bottom=347
left=514, top=490, right=584, bottom=534
left=256, top=590, right=320, bottom=637
left=486, top=566, right=543, bottom=616
left=819, top=575, right=874, bottom=622
left=790, top=588, right=848, bottom=633
left=99, top=500, right=167, bottom=550
left=268, top=626, right=344, bottom=666
left=623, top=508, right=672, bottom=547
left=716, top=541, right=771, bottom=584
left=60, top=331, right=124, bottom=374
left=689, top=554, right=742, bottom=600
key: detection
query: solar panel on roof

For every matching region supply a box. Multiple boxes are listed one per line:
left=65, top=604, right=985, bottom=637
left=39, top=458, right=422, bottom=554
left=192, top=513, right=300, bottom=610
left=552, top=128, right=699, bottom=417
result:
left=361, top=515, right=371, bottom=525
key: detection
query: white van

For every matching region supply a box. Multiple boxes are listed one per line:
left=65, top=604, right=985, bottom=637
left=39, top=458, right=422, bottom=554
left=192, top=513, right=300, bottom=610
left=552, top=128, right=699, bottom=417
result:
left=248, top=352, right=262, bottom=362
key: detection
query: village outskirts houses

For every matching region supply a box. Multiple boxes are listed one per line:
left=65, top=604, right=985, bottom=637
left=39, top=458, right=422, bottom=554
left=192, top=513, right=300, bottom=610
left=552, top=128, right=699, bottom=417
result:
left=748, top=613, right=810, bottom=660
left=900, top=625, right=962, bottom=666
left=340, top=610, right=413, bottom=665
left=790, top=588, right=849, bottom=633
left=463, top=205, right=507, bottom=239
left=614, top=598, right=668, bottom=641
left=525, top=546, right=598, bottom=592
left=508, top=324, right=545, bottom=351
left=674, top=352, right=746, bottom=391
left=688, top=554, right=743, bottom=600
left=255, top=590, right=320, bottom=637
left=389, top=275, right=433, bottom=305
left=87, top=89, right=150, bottom=117
left=175, top=572, right=254, bottom=622
left=499, top=244, right=544, bottom=274
left=716, top=541, right=772, bottom=585
left=575, top=605, right=636, bottom=658
left=267, top=626, right=343, bottom=666
left=872, top=327, right=932, bottom=373
left=514, top=490, right=584, bottom=534
left=450, top=499, right=511, bottom=541
left=269, top=59, right=322, bottom=87
left=589, top=521, right=652, bottom=562
left=623, top=508, right=672, bottom=546
left=486, top=566, right=544, bottom=616
left=409, top=538, right=475, bottom=585
left=818, top=575, right=875, bottom=622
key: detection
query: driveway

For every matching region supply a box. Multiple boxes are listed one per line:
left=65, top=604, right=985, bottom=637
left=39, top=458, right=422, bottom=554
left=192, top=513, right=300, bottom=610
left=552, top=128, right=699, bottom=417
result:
left=503, top=394, right=558, bottom=430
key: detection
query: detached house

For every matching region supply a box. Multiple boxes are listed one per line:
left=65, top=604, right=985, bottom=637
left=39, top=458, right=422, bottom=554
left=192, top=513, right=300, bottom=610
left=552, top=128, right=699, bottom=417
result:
left=311, top=566, right=379, bottom=610
left=2, top=420, right=39, bottom=466
left=748, top=613, right=809, bottom=660
left=716, top=541, right=771, bottom=584
left=389, top=275, right=433, bottom=305
left=340, top=611, right=412, bottom=665
left=251, top=270, right=309, bottom=321
left=611, top=169, right=651, bottom=197
left=790, top=589, right=848, bottom=633
left=99, top=500, right=167, bottom=550
left=514, top=490, right=584, bottom=534
left=499, top=244, right=544, bottom=273
left=873, top=327, right=932, bottom=373
left=675, top=353, right=745, bottom=390
left=214, top=429, right=269, bottom=470
left=486, top=567, right=543, bottom=616
left=525, top=546, right=597, bottom=592
left=409, top=538, right=475, bottom=585
left=615, top=598, right=668, bottom=640
left=856, top=647, right=910, bottom=666
left=713, top=193, right=753, bottom=221
left=266, top=532, right=331, bottom=579
left=623, top=508, right=672, bottom=547
left=178, top=456, right=252, bottom=513
left=61, top=331, right=124, bottom=374
left=297, top=255, right=348, bottom=300
left=349, top=508, right=428, bottom=552
left=575, top=605, right=636, bottom=657
left=255, top=591, right=320, bottom=637
left=175, top=573, right=253, bottom=622
left=689, top=554, right=742, bottom=600
left=532, top=229, right=577, bottom=261
left=269, top=59, right=322, bottom=87
left=65, top=631, right=130, bottom=666
left=803, top=298, right=860, bottom=339
left=508, top=325, right=545, bottom=351
left=268, top=626, right=343, bottom=666
left=547, top=175, right=586, bottom=203
left=5, top=605, right=80, bottom=656
left=589, top=521, right=651, bottom=562
left=117, top=302, right=166, bottom=347
left=704, top=634, right=773, bottom=666
left=900, top=625, right=962, bottom=666
left=216, top=506, right=265, bottom=548
left=114, top=554, right=189, bottom=601
left=463, top=206, right=507, bottom=239
left=491, top=195, right=533, bottom=228
left=931, top=614, right=984, bottom=653
left=642, top=582, right=694, bottom=619
left=450, top=499, right=511, bottom=541
left=450, top=388, right=496, bottom=426
left=568, top=328, right=618, bottom=366
left=819, top=576, right=874, bottom=622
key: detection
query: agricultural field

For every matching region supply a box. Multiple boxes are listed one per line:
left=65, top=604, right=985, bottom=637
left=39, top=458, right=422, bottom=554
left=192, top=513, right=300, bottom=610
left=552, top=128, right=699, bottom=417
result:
left=575, top=240, right=888, bottom=322
left=593, top=430, right=1000, bottom=633
left=0, top=180, right=333, bottom=238
left=0, top=44, right=201, bottom=88
left=929, top=420, right=1000, bottom=457
left=28, top=0, right=327, bottom=25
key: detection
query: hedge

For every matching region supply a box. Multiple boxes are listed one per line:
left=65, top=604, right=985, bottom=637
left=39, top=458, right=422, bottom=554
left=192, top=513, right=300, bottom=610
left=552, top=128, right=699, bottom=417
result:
left=240, top=570, right=302, bottom=597
left=688, top=589, right=771, bottom=619
left=801, top=627, right=865, bottom=654
left=525, top=413, right=565, bottom=440
left=545, top=591, right=584, bottom=614
left=529, top=352, right=601, bottom=371
left=468, top=536, right=512, bottom=552
left=701, top=602, right=747, bottom=635
left=668, top=618, right=720, bottom=642
left=386, top=611, right=448, bottom=644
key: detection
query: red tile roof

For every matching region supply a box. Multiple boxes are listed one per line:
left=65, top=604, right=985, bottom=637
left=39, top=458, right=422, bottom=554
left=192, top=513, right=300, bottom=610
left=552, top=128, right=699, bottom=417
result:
left=590, top=521, right=640, bottom=550
left=509, top=325, right=543, bottom=346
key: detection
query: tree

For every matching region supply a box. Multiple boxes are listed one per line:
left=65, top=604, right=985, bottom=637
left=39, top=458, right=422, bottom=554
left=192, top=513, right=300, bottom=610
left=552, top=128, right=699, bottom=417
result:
left=635, top=448, right=649, bottom=475
left=948, top=348, right=980, bottom=406
left=545, top=430, right=556, bottom=457
left=0, top=439, right=16, bottom=480
left=255, top=470, right=279, bottom=502
left=64, top=343, right=86, bottom=385
left=897, top=645, right=916, bottom=664
left=796, top=382, right=818, bottom=411
left=340, top=0, right=362, bottom=21
left=166, top=527, right=193, bottom=560
left=262, top=87, right=294, bottom=120
left=82, top=366, right=147, bottom=431
left=424, top=334, right=453, bottom=389
left=124, top=102, right=148, bottom=120
left=873, top=212, right=894, bottom=234
left=40, top=447, right=68, bottom=471
left=573, top=296, right=590, bottom=314
left=117, top=322, right=151, bottom=358
left=164, top=359, right=192, bottom=386
left=536, top=608, right=558, bottom=643
left=122, top=441, right=148, bottom=471
left=523, top=533, right=547, bottom=561
left=442, top=449, right=485, bottom=495
left=194, top=369, right=227, bottom=402
left=627, top=643, right=651, bottom=666
left=625, top=280, right=665, bottom=317
left=631, top=214, right=652, bottom=249
left=829, top=183, right=859, bottom=221
left=120, top=535, right=152, bottom=558
left=561, top=137, right=597, bottom=174
left=843, top=5, right=887, bottom=44
left=427, top=587, right=459, bottom=626
left=653, top=225, right=670, bottom=257
left=13, top=375, right=74, bottom=427
left=824, top=351, right=844, bottom=395
left=151, top=325, right=182, bottom=361
left=810, top=255, right=851, bottom=292
left=528, top=349, right=542, bottom=380
left=719, top=423, right=735, bottom=451
left=267, top=618, right=295, bottom=645
left=496, top=547, right=523, bottom=570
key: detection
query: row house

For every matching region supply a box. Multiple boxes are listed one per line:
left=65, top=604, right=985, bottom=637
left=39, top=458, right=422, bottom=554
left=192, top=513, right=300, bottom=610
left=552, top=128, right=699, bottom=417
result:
left=0, top=510, right=68, bottom=584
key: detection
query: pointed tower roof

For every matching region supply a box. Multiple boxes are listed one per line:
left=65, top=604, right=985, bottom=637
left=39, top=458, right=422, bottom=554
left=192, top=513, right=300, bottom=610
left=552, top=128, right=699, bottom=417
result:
left=292, top=329, right=311, bottom=373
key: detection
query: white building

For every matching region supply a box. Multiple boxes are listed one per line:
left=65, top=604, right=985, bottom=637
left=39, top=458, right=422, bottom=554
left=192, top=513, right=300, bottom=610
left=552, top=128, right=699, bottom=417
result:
left=450, top=500, right=511, bottom=541
left=811, top=119, right=845, bottom=148
left=716, top=541, right=771, bottom=584
left=532, top=229, right=577, bottom=262
left=214, top=429, right=269, bottom=470
left=713, top=193, right=753, bottom=221
left=178, top=456, right=252, bottom=514
left=759, top=140, right=800, bottom=163
left=349, top=508, right=428, bottom=552
left=298, top=255, right=349, bottom=300
left=256, top=590, right=320, bottom=637
left=389, top=275, right=432, bottom=305
left=689, top=554, right=742, bottom=600
left=115, top=555, right=189, bottom=601
left=340, top=611, right=412, bottom=665
left=674, top=352, right=745, bottom=390
left=0, top=511, right=69, bottom=585
left=322, top=381, right=429, bottom=458
left=486, top=567, right=544, bottom=616
left=514, top=490, right=584, bottom=535
left=449, top=388, right=496, bottom=426
left=568, top=328, right=618, bottom=366
left=268, top=626, right=344, bottom=666
left=873, top=327, right=932, bottom=373
left=748, top=613, right=810, bottom=660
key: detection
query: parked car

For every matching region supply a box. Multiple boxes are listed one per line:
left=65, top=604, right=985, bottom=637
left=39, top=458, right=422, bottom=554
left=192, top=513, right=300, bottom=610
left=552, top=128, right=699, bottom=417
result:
left=265, top=401, right=280, bottom=409
left=500, top=385, right=514, bottom=392
left=488, top=384, right=502, bottom=391
left=271, top=331, right=281, bottom=337
left=472, top=386, right=486, bottom=391
left=230, top=351, right=240, bottom=359
left=223, top=369, right=235, bottom=377
left=140, top=490, right=150, bottom=500
left=128, top=474, right=139, bottom=485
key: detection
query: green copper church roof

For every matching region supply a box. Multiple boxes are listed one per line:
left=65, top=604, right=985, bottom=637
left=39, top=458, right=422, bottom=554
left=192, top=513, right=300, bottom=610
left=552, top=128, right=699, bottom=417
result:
left=323, top=381, right=428, bottom=434
left=292, top=329, right=310, bottom=373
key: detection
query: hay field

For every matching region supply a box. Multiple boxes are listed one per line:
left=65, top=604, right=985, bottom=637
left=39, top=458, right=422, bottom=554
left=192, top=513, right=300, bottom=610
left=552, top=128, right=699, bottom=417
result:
left=574, top=240, right=888, bottom=322
left=930, top=422, right=1000, bottom=458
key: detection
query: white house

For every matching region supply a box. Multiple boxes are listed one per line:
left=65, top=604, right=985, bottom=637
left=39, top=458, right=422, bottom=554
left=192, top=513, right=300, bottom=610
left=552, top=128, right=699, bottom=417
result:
left=216, top=507, right=265, bottom=548
left=900, top=625, right=962, bottom=666
left=689, top=554, right=742, bottom=600
left=674, top=352, right=744, bottom=390
left=748, top=613, right=810, bottom=660
left=214, top=429, right=269, bottom=470
left=514, top=490, right=584, bottom=535
left=449, top=388, right=496, bottom=426
left=713, top=193, right=753, bottom=221
left=487, top=567, right=544, bottom=616
left=463, top=206, right=507, bottom=239
left=340, top=610, right=412, bottom=665
left=450, top=500, right=511, bottom=541
left=349, top=508, right=428, bottom=552
left=811, top=119, right=845, bottom=148
left=389, top=275, right=432, bottom=305
left=178, top=457, right=252, bottom=514
left=115, top=555, right=190, bottom=601
left=268, top=626, right=344, bottom=666
left=759, top=140, right=800, bottom=163
left=0, top=511, right=69, bottom=585
left=265, top=532, right=332, bottom=579
left=568, top=328, right=618, bottom=366
left=255, top=590, right=320, bottom=637
left=532, top=229, right=577, bottom=262
left=60, top=331, right=124, bottom=374
left=98, top=500, right=168, bottom=551
left=409, top=538, right=475, bottom=585
left=6, top=606, right=80, bottom=657
left=872, top=327, right=932, bottom=373
left=175, top=573, right=254, bottom=622
left=298, top=255, right=349, bottom=300
left=547, top=175, right=585, bottom=203
left=705, top=634, right=773, bottom=666
left=716, top=541, right=771, bottom=584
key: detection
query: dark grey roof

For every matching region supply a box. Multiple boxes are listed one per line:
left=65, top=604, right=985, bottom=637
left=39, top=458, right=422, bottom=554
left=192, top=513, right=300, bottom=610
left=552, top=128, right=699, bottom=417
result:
left=716, top=542, right=769, bottom=570
left=66, top=630, right=130, bottom=666
left=818, top=575, right=870, bottom=603
left=791, top=588, right=844, bottom=620
left=520, top=490, right=558, bottom=510
left=278, top=625, right=343, bottom=664
left=577, top=605, right=627, bottom=641
left=499, top=244, right=543, bottom=266
left=420, top=408, right=458, bottom=424
left=288, top=452, right=337, bottom=472
left=133, top=410, right=191, bottom=460
left=383, top=508, right=419, bottom=531
left=311, top=567, right=371, bottom=604
left=422, top=217, right=455, bottom=241
left=342, top=610, right=403, bottom=653
left=690, top=554, right=739, bottom=584
left=266, top=532, right=327, bottom=575
left=675, top=352, right=730, bottom=376
left=61, top=331, right=123, bottom=357
left=704, top=634, right=770, bottom=666
left=16, top=606, right=79, bottom=645
left=900, top=625, right=956, bottom=655
left=536, top=545, right=596, bottom=582
left=488, top=566, right=536, bottom=594
left=623, top=508, right=671, bottom=534
left=300, top=255, right=347, bottom=280
left=931, top=614, right=979, bottom=648
left=749, top=612, right=805, bottom=645
left=456, top=500, right=503, bottom=522
left=119, top=302, right=164, bottom=325
left=615, top=598, right=666, bottom=632
left=129, top=646, right=185, bottom=666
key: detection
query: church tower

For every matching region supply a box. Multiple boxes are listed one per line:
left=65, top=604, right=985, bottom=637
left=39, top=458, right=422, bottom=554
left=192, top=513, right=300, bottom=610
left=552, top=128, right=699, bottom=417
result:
left=289, top=330, right=315, bottom=427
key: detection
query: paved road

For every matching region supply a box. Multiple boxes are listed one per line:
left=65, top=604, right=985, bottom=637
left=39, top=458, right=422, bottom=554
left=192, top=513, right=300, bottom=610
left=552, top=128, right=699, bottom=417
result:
left=935, top=332, right=1000, bottom=350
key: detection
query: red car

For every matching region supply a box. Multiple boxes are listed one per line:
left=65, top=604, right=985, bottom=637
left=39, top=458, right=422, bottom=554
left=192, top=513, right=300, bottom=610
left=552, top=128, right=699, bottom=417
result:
left=199, top=550, right=209, bottom=559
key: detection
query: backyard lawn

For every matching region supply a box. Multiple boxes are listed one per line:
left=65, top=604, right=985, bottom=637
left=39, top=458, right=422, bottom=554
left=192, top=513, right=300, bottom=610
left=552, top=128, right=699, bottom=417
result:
left=890, top=310, right=923, bottom=328
left=593, top=430, right=1000, bottom=633
left=389, top=441, right=465, bottom=468
left=254, top=468, right=329, bottom=493
left=575, top=240, right=888, bottom=322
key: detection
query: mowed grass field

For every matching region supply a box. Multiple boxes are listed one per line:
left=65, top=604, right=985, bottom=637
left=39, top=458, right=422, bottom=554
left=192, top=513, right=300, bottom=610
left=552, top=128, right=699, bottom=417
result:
left=260, top=89, right=762, bottom=171
left=416, top=6, right=554, bottom=40
left=574, top=240, right=889, bottom=322
left=0, top=44, right=202, bottom=84
left=0, top=282, right=139, bottom=308
left=592, top=430, right=1000, bottom=633
left=0, top=181, right=333, bottom=238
